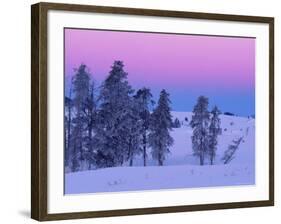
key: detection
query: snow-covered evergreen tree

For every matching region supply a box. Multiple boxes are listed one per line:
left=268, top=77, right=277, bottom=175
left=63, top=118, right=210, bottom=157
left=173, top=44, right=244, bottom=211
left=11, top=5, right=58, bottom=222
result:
left=134, top=88, right=154, bottom=166
left=84, top=81, right=98, bottom=169
left=190, top=96, right=210, bottom=166
left=222, top=137, right=243, bottom=164
left=64, top=76, right=74, bottom=170
left=148, top=89, right=174, bottom=166
left=208, top=106, right=221, bottom=165
left=71, top=64, right=90, bottom=171
left=64, top=94, right=73, bottom=168
left=94, top=61, right=134, bottom=168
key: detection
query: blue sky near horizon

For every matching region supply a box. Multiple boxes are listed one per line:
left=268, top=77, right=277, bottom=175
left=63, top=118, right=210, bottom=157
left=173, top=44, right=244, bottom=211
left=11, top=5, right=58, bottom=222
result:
left=65, top=29, right=255, bottom=117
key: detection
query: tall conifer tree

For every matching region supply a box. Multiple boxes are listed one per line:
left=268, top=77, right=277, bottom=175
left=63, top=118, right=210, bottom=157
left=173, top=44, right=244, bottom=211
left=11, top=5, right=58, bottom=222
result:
left=71, top=64, right=90, bottom=171
left=190, top=96, right=210, bottom=166
left=94, top=61, right=134, bottom=168
left=208, top=106, right=221, bottom=165
left=134, top=88, right=154, bottom=166
left=148, top=89, right=174, bottom=166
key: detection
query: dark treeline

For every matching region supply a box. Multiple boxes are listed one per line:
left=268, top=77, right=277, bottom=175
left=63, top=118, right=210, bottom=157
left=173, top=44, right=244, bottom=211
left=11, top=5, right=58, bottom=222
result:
left=65, top=61, right=226, bottom=172
left=65, top=61, right=174, bottom=172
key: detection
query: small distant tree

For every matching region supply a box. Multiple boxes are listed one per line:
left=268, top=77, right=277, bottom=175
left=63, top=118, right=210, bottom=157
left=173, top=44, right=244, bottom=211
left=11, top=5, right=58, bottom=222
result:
left=222, top=137, right=243, bottom=164
left=172, top=118, right=181, bottom=128
left=149, top=90, right=174, bottom=166
left=208, top=106, right=221, bottom=165
left=190, top=96, right=210, bottom=166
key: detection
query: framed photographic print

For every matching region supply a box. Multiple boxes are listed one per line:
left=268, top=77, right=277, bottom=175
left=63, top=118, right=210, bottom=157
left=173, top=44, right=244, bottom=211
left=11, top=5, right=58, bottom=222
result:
left=31, top=2, right=274, bottom=221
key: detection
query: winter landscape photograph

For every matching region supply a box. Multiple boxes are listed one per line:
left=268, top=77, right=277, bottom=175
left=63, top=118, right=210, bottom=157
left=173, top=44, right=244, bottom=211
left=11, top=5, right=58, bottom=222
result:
left=64, top=28, right=255, bottom=194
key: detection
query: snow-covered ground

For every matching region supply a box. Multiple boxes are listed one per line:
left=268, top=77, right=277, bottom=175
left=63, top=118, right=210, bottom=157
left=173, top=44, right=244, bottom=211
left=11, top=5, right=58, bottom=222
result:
left=65, top=112, right=255, bottom=194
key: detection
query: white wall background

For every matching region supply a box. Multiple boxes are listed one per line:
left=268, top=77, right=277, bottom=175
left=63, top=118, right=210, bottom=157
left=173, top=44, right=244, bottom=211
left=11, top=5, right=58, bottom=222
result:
left=0, top=0, right=279, bottom=223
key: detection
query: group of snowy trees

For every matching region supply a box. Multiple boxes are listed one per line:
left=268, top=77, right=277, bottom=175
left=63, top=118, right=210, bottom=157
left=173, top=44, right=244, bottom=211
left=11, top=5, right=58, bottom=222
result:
left=65, top=61, right=242, bottom=171
left=65, top=61, right=174, bottom=172
left=190, top=96, right=222, bottom=165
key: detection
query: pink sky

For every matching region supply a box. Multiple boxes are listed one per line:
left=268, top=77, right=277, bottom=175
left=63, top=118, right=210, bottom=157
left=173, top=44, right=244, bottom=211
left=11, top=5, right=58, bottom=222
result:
left=64, top=28, right=255, bottom=116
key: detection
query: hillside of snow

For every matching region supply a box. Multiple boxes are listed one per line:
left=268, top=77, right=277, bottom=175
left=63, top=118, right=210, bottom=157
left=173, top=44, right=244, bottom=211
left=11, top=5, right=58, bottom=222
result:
left=65, top=112, right=255, bottom=194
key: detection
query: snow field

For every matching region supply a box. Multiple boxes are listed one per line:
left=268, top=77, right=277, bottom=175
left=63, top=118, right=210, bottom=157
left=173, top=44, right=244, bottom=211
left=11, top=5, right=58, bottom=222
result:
left=65, top=111, right=255, bottom=194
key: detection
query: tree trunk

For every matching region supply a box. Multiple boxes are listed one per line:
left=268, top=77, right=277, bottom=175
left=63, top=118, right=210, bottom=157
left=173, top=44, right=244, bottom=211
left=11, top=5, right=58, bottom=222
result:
left=67, top=85, right=72, bottom=167
left=88, top=120, right=92, bottom=169
left=72, top=141, right=78, bottom=172
left=88, top=162, right=91, bottom=170
left=88, top=124, right=92, bottom=150
left=199, top=153, right=204, bottom=166
left=158, top=149, right=163, bottom=166
left=66, top=106, right=71, bottom=166
left=143, top=134, right=147, bottom=166
left=64, top=128, right=68, bottom=166
left=210, top=153, right=214, bottom=165
left=128, top=137, right=133, bottom=167
left=199, top=136, right=204, bottom=165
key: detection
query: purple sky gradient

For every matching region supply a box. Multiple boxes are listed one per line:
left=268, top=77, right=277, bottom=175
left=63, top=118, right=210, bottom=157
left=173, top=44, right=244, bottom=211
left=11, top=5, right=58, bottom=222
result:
left=65, top=28, right=255, bottom=116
